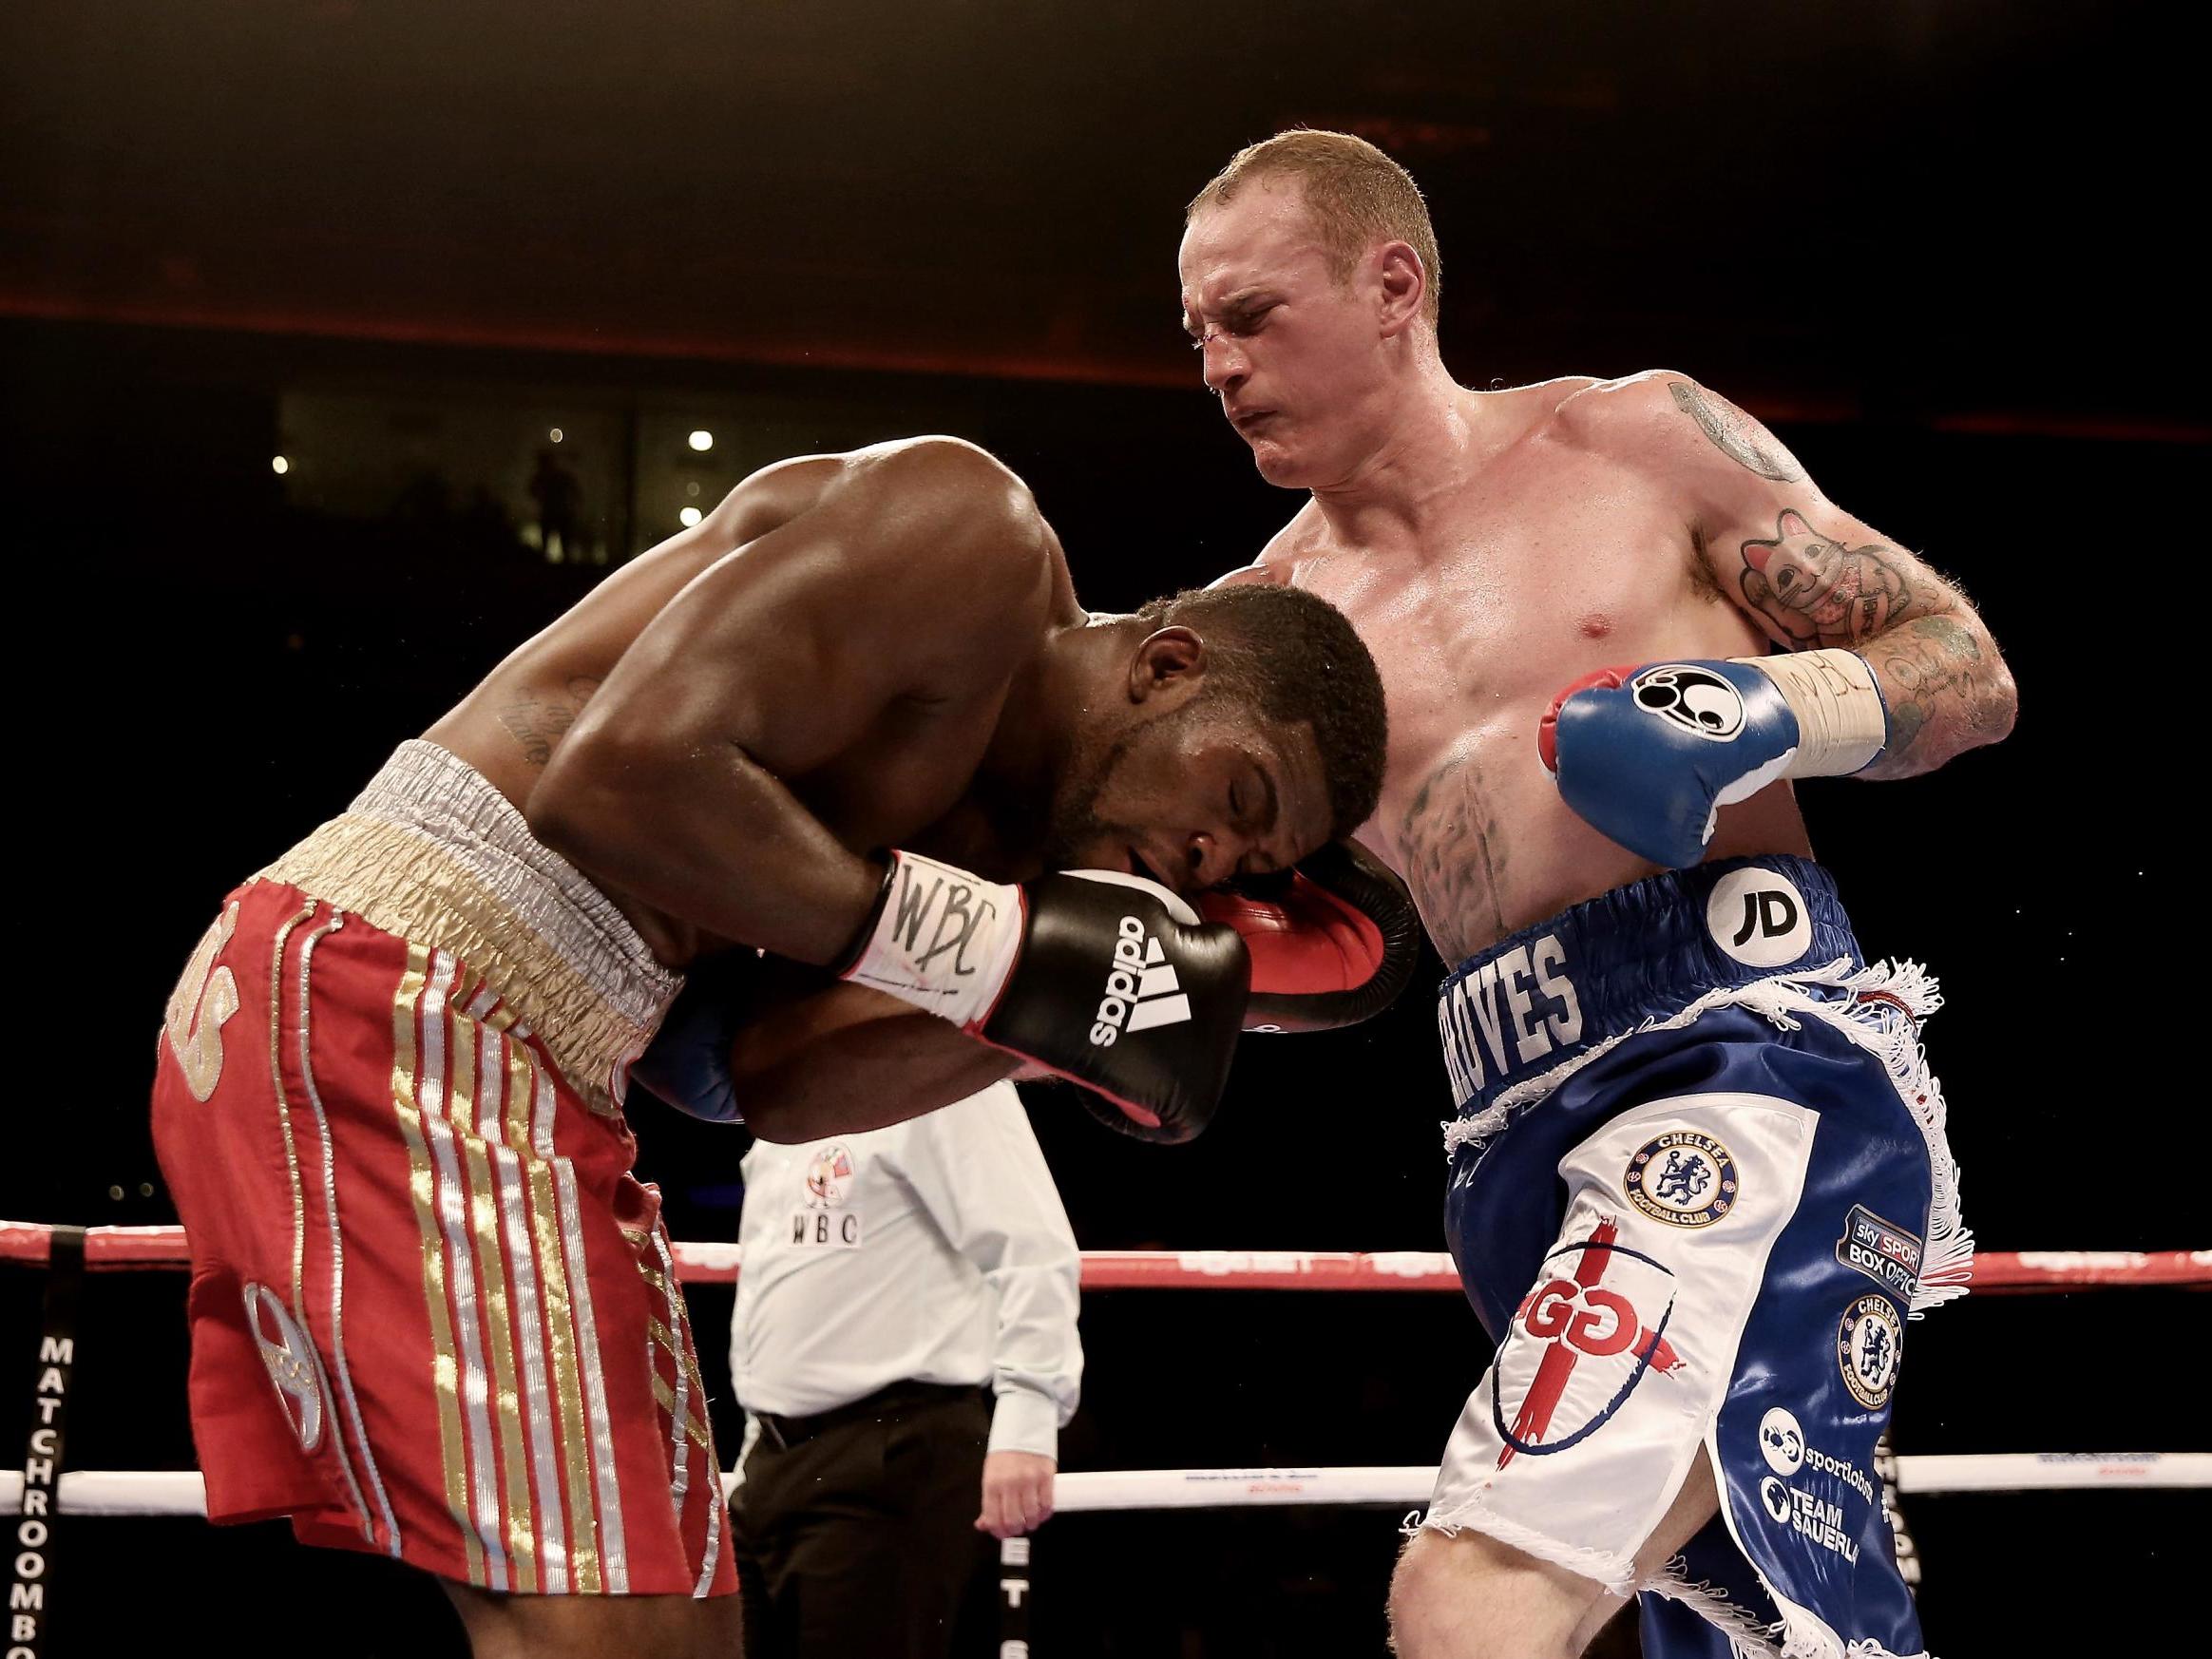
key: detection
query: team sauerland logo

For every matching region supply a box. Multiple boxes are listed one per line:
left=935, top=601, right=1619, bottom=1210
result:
left=1754, top=1404, right=1876, bottom=1566
left=1489, top=1216, right=1686, bottom=1467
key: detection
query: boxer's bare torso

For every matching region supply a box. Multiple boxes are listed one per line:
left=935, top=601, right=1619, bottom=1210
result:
left=425, top=438, right=1076, bottom=967
left=1184, top=165, right=2012, bottom=973
left=413, top=434, right=1334, bottom=1135
left=1247, top=376, right=1808, bottom=965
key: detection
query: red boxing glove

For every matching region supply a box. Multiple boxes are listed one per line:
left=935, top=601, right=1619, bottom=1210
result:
left=1198, top=841, right=1421, bottom=1033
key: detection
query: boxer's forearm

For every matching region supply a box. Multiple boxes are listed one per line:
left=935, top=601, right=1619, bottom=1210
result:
left=529, top=735, right=882, bottom=965
left=733, top=1005, right=1021, bottom=1143
left=1853, top=608, right=2018, bottom=779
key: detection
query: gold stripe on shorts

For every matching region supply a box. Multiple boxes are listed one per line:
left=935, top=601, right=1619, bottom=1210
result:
left=513, top=1044, right=604, bottom=1592
left=486, top=1024, right=569, bottom=1592
left=449, top=1003, right=538, bottom=1592
left=391, top=943, right=486, bottom=1587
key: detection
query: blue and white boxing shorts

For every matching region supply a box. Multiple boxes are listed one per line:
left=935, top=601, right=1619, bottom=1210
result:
left=1424, top=856, right=1970, bottom=1659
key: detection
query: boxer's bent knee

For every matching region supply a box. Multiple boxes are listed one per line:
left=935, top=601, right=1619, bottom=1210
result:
left=1388, top=1526, right=1607, bottom=1659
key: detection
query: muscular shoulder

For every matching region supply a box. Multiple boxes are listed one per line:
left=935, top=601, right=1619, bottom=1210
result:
left=1551, top=371, right=1807, bottom=486
left=846, top=437, right=1046, bottom=551
left=834, top=436, right=1056, bottom=612
left=1547, top=370, right=1696, bottom=452
left=1253, top=499, right=1330, bottom=568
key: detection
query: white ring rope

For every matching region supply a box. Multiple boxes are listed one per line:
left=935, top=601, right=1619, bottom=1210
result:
left=6, top=1456, right=2204, bottom=1519
left=9, top=1220, right=2203, bottom=1549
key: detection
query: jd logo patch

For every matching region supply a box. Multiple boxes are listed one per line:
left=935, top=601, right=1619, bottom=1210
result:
left=1705, top=867, right=1813, bottom=969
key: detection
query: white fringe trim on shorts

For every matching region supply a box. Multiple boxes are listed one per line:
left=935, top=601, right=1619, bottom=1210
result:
left=1440, top=957, right=1972, bottom=1315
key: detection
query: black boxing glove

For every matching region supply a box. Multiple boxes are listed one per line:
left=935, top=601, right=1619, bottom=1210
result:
left=839, top=850, right=1250, bottom=1143
left=1198, top=840, right=1421, bottom=1033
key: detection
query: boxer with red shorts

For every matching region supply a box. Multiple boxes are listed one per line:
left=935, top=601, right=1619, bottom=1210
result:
left=151, top=436, right=1405, bottom=1657
left=154, top=743, right=727, bottom=1600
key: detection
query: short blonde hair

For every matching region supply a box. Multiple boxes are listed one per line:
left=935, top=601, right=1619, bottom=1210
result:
left=1188, top=129, right=1441, bottom=326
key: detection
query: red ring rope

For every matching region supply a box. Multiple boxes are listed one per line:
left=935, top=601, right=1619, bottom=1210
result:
left=3, top=1222, right=2204, bottom=1292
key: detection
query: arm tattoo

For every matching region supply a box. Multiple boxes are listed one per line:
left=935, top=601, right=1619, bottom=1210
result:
left=497, top=675, right=602, bottom=766
left=1669, top=382, right=1805, bottom=483
left=1874, top=615, right=1986, bottom=760
left=1737, top=510, right=1913, bottom=647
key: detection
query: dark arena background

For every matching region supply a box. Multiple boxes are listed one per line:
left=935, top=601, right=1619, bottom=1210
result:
left=4, top=3, right=2202, bottom=1654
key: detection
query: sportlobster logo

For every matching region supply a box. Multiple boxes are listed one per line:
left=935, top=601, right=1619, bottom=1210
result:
left=1491, top=1216, right=1686, bottom=1467
left=1089, top=916, right=1192, bottom=1047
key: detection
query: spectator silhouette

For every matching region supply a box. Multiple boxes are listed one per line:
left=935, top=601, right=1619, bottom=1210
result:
left=529, top=448, right=587, bottom=563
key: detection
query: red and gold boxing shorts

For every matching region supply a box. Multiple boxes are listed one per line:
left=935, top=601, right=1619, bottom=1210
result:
left=149, top=740, right=734, bottom=1597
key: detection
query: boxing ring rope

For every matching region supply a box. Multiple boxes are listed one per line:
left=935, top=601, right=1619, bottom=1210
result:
left=7, top=1451, right=2207, bottom=1523
left=8, top=1221, right=2208, bottom=1511
left=7, top=1224, right=2209, bottom=1292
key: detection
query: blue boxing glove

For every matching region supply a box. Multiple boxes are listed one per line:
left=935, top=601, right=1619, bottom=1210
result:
left=626, top=950, right=756, bottom=1123
left=1539, top=650, right=1889, bottom=868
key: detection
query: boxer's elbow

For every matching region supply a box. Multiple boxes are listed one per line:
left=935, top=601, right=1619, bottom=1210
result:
left=527, top=721, right=685, bottom=880
left=1962, top=616, right=2020, bottom=752
left=1981, top=655, right=2020, bottom=747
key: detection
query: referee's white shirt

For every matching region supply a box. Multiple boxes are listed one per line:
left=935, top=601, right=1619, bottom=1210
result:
left=731, top=1081, right=1082, bottom=1459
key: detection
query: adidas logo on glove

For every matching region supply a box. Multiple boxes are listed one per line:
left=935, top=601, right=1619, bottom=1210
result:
left=1090, top=916, right=1193, bottom=1046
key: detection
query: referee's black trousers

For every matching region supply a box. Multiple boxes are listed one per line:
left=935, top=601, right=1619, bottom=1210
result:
left=730, top=1381, right=999, bottom=1659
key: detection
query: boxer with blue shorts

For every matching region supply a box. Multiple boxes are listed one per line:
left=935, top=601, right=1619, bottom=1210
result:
left=1179, top=131, right=2018, bottom=1655
left=1431, top=855, right=1965, bottom=1657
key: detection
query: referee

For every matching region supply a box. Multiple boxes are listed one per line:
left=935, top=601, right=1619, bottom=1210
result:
left=728, top=1080, right=1082, bottom=1657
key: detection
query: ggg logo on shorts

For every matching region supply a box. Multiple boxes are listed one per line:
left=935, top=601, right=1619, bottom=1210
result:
left=1489, top=1214, right=1685, bottom=1467
left=1838, top=1293, right=1904, bottom=1410
left=1624, top=1129, right=1739, bottom=1228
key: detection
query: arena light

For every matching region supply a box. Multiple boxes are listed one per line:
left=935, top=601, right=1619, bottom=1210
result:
left=679, top=506, right=703, bottom=527
left=688, top=429, right=714, bottom=452
left=271, top=455, right=289, bottom=475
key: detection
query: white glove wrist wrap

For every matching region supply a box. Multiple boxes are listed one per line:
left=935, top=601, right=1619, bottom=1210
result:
left=1738, top=648, right=1890, bottom=777
left=841, top=850, right=1026, bottom=1031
